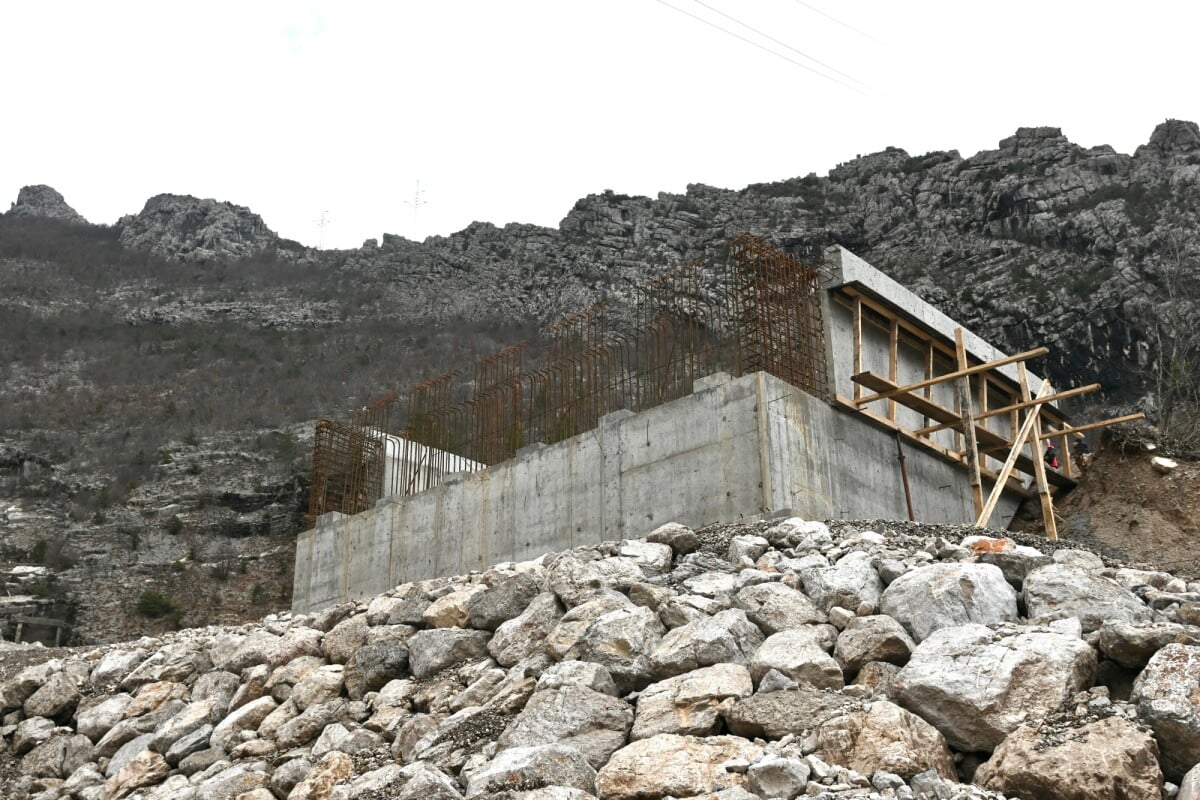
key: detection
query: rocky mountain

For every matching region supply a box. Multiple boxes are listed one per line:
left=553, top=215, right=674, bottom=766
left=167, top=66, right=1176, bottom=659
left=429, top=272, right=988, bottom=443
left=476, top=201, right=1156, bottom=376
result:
left=2, top=120, right=1199, bottom=649
left=4, top=516, right=1200, bottom=799
left=115, top=195, right=303, bottom=263
left=8, top=186, right=87, bottom=225
left=61, top=121, right=1200, bottom=405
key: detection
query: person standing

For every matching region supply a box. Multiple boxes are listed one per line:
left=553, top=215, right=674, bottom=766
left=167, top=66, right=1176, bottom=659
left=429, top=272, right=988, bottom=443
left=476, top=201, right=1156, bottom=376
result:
left=1044, top=442, right=1060, bottom=469
left=1072, top=432, right=1091, bottom=471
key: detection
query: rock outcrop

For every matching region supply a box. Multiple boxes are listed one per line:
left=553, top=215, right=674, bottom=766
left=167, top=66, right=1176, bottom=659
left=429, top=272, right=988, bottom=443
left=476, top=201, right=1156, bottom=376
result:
left=2, top=521, right=1198, bottom=798
left=6, top=185, right=87, bottom=224
left=115, top=194, right=291, bottom=261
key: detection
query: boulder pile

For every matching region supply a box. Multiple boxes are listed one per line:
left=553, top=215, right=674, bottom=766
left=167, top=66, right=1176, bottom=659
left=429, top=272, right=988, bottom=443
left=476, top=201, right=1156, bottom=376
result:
left=4, top=516, right=1200, bottom=800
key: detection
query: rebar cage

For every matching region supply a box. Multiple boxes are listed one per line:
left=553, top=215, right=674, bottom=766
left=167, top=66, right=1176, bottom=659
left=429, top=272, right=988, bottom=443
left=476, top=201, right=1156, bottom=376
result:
left=305, top=234, right=829, bottom=527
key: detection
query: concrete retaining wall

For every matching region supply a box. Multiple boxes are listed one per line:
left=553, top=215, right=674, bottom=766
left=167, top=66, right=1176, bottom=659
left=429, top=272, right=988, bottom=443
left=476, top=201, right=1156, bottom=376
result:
left=293, top=371, right=1020, bottom=613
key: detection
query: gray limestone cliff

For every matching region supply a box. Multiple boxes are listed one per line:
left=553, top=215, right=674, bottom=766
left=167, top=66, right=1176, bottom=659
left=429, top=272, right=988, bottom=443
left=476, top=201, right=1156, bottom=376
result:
left=7, top=185, right=87, bottom=224
left=114, top=194, right=299, bottom=262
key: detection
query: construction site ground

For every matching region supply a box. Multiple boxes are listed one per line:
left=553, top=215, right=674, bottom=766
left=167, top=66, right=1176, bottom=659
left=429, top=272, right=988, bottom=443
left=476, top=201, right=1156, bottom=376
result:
left=1013, top=440, right=1200, bottom=579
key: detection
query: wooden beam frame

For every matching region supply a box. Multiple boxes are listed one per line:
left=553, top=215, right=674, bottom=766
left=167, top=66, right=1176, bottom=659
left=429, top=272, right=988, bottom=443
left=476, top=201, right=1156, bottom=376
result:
left=1019, top=363, right=1058, bottom=540
left=853, top=346, right=1050, bottom=406
left=976, top=378, right=1055, bottom=528
left=913, top=383, right=1101, bottom=436
left=852, top=296, right=863, bottom=402
left=955, top=329, right=984, bottom=516
left=1036, top=413, right=1147, bottom=440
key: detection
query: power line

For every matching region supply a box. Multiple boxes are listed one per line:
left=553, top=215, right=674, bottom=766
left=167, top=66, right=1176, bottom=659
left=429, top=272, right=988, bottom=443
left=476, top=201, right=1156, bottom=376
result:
left=690, top=0, right=879, bottom=96
left=652, top=0, right=870, bottom=97
left=791, top=0, right=889, bottom=49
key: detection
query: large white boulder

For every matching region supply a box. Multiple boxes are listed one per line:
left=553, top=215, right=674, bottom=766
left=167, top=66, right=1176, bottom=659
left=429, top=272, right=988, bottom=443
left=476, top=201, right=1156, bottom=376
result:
left=892, top=624, right=1096, bottom=751
left=879, top=563, right=1018, bottom=642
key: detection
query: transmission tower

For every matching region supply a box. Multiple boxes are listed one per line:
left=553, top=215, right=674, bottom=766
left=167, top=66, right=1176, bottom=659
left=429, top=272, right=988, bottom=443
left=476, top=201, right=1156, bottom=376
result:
left=405, top=180, right=428, bottom=233
left=314, top=210, right=331, bottom=248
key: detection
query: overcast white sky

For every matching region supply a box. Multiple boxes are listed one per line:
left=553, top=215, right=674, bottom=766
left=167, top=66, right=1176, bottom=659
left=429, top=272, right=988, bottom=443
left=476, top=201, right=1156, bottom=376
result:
left=3, top=1, right=1196, bottom=249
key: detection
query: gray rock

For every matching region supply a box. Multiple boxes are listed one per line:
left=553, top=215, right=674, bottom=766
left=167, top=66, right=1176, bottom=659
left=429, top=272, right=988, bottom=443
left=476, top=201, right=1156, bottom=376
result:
left=269, top=757, right=313, bottom=798
left=646, top=522, right=698, bottom=555
left=1097, top=620, right=1200, bottom=669
left=723, top=686, right=854, bottom=739
left=312, top=721, right=383, bottom=757
left=490, top=592, right=564, bottom=667
left=801, top=551, right=883, bottom=613
left=469, top=573, right=543, bottom=631
left=1180, top=761, right=1200, bottom=800
left=879, top=562, right=1018, bottom=642
left=892, top=623, right=1096, bottom=751
left=192, top=671, right=240, bottom=717
left=89, top=649, right=147, bottom=689
left=12, top=716, right=55, bottom=754
left=563, top=604, right=666, bottom=692
left=276, top=698, right=347, bottom=749
left=106, top=732, right=154, bottom=778
left=632, top=664, right=753, bottom=740
left=164, top=723, right=214, bottom=766
left=321, top=613, right=371, bottom=664
left=618, top=540, right=674, bottom=576
left=290, top=663, right=345, bottom=710
left=536, top=660, right=619, bottom=696
left=728, top=534, right=770, bottom=565
left=735, top=582, right=827, bottom=633
left=1131, top=643, right=1200, bottom=781
left=1024, top=563, right=1153, bottom=632
left=20, top=732, right=92, bottom=779
left=834, top=615, right=916, bottom=675
left=151, top=697, right=219, bottom=754
left=651, top=608, right=763, bottom=681
left=8, top=184, right=87, bottom=223
left=966, top=537, right=1050, bottom=588
left=178, top=746, right=225, bottom=777
left=117, top=193, right=281, bottom=262
left=387, top=761, right=465, bottom=800
left=23, top=672, right=81, bottom=719
left=497, top=685, right=633, bottom=768
left=409, top=628, right=492, bottom=679
left=209, top=695, right=277, bottom=752
left=548, top=551, right=646, bottom=607
left=747, top=754, right=811, bottom=799
left=466, top=744, right=597, bottom=797
left=594, top=733, right=763, bottom=800
left=345, top=638, right=410, bottom=699
left=750, top=627, right=843, bottom=689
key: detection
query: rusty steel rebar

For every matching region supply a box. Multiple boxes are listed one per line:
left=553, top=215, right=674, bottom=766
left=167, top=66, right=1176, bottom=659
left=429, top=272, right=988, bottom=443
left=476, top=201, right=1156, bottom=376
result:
left=305, top=233, right=832, bottom=528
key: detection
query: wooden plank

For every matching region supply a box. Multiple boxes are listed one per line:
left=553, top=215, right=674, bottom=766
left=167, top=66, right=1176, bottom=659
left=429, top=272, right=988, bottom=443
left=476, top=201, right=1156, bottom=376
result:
left=923, top=341, right=934, bottom=431
left=852, top=296, right=863, bottom=402
left=888, top=319, right=899, bottom=422
left=955, top=329, right=984, bottom=517
left=852, top=346, right=1050, bottom=406
left=1020, top=364, right=1058, bottom=540
left=1036, top=413, right=1147, bottom=439
left=977, top=378, right=1055, bottom=528
left=914, top=384, right=1101, bottom=435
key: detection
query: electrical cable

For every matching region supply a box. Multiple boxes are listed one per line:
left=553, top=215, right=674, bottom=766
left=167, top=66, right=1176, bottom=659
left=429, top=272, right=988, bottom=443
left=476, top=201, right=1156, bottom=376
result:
left=652, top=0, right=870, bottom=97
left=790, top=0, right=889, bottom=48
left=690, top=0, right=878, bottom=95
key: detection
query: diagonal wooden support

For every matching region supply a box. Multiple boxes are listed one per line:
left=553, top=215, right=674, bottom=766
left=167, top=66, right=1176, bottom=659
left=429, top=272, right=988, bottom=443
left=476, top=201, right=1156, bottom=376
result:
left=1019, top=363, right=1057, bottom=540
left=954, top=329, right=984, bottom=517
left=976, top=378, right=1054, bottom=529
